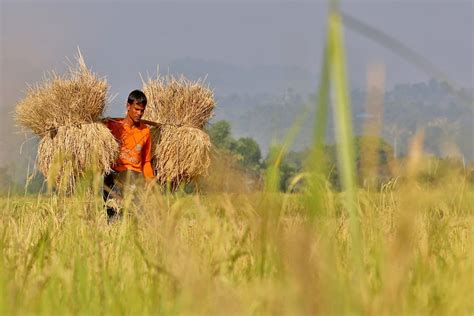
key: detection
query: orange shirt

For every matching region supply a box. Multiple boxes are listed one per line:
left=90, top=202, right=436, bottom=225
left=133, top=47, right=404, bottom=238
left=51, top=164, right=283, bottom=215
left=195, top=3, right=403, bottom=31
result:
left=106, top=119, right=154, bottom=178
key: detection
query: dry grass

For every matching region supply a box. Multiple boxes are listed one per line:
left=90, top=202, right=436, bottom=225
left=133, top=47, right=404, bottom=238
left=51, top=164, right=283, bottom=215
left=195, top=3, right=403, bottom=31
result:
left=0, top=172, right=472, bottom=315
left=142, top=75, right=215, bottom=129
left=200, top=149, right=263, bottom=193
left=143, top=75, right=215, bottom=185
left=151, top=125, right=211, bottom=185
left=37, top=123, right=118, bottom=193
left=15, top=52, right=115, bottom=192
left=15, top=53, right=108, bottom=137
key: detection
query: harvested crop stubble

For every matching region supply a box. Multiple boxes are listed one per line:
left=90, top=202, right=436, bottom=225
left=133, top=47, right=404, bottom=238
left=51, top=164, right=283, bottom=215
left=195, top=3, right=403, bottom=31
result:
left=152, top=125, right=211, bottom=185
left=37, top=123, right=119, bottom=192
left=143, top=75, right=215, bottom=185
left=15, top=54, right=108, bottom=136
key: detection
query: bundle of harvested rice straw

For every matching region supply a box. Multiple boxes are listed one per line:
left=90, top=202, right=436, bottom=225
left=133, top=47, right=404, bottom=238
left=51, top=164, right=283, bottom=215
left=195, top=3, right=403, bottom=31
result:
left=143, top=75, right=215, bottom=186
left=16, top=52, right=215, bottom=191
left=15, top=54, right=118, bottom=193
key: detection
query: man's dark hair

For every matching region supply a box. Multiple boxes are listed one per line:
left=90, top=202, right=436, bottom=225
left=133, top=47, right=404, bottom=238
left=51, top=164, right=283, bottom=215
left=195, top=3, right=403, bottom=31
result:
left=127, top=89, right=147, bottom=106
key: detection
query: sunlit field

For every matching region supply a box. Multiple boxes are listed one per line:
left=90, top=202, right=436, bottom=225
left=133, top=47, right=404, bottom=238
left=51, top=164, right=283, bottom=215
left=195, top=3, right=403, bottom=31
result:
left=2, top=4, right=473, bottom=316
left=0, top=168, right=472, bottom=315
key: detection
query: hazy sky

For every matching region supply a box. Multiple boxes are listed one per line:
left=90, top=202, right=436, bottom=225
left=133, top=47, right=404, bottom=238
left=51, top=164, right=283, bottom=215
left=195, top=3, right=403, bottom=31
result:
left=2, top=1, right=472, bottom=98
left=0, top=0, right=473, bottom=166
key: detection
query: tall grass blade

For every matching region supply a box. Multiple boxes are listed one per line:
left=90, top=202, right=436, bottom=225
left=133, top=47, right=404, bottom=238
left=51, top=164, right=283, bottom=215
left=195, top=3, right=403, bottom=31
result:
left=328, top=7, right=362, bottom=263
left=307, top=42, right=330, bottom=219
left=264, top=105, right=312, bottom=193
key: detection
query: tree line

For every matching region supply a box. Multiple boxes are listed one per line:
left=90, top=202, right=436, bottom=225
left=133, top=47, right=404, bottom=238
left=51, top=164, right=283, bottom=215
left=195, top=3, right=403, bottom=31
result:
left=207, top=120, right=473, bottom=192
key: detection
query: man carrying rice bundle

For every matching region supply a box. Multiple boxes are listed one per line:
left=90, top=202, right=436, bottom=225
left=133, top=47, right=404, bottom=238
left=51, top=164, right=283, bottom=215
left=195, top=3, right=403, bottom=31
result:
left=102, top=90, right=154, bottom=222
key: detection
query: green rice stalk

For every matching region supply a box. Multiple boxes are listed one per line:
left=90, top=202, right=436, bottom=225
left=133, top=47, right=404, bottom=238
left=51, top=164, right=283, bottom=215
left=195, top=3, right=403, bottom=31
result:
left=328, top=5, right=363, bottom=284
left=306, top=41, right=331, bottom=220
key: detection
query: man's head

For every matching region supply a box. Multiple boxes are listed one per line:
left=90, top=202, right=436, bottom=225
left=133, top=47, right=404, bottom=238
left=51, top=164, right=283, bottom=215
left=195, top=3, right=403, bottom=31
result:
left=126, top=90, right=147, bottom=124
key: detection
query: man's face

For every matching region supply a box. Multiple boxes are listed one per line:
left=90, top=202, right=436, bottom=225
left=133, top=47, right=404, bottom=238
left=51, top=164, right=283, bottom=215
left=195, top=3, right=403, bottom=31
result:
left=126, top=101, right=146, bottom=124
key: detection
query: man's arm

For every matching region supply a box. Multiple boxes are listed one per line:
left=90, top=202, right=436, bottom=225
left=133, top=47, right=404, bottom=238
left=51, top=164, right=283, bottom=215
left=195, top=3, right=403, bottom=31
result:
left=143, top=162, right=154, bottom=180
left=142, top=131, right=154, bottom=179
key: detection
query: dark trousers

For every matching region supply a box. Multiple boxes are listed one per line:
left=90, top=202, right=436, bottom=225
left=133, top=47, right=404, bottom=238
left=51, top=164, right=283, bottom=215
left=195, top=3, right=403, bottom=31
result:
left=103, top=170, right=143, bottom=219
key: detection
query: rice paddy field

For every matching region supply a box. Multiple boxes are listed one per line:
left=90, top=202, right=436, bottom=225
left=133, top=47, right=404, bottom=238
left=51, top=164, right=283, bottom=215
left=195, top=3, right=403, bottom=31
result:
left=0, top=169, right=472, bottom=315
left=4, top=5, right=473, bottom=316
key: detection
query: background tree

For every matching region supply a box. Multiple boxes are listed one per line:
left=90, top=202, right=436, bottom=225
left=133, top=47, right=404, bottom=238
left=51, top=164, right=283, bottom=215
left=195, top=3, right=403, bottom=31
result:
left=207, top=120, right=263, bottom=173
left=234, top=137, right=262, bottom=171
left=207, top=120, right=236, bottom=151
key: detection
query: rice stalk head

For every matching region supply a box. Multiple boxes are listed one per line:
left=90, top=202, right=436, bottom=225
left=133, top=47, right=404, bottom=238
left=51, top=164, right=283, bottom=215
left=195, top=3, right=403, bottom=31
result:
left=37, top=123, right=119, bottom=193
left=142, top=75, right=215, bottom=128
left=152, top=126, right=211, bottom=186
left=15, top=54, right=109, bottom=136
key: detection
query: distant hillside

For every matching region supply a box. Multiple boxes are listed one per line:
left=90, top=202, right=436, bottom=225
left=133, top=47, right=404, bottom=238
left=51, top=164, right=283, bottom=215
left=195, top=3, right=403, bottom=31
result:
left=166, top=57, right=317, bottom=96
left=162, top=59, right=472, bottom=160
left=213, top=80, right=474, bottom=160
